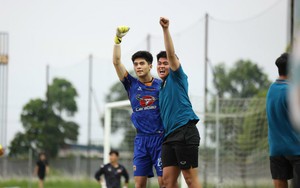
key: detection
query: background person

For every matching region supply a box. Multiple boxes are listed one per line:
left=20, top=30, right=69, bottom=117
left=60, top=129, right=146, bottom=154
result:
left=266, top=53, right=300, bottom=188
left=95, top=150, right=129, bottom=188
left=34, top=152, right=49, bottom=188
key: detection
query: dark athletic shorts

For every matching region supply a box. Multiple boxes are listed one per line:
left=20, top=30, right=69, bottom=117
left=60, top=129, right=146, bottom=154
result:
left=270, top=155, right=300, bottom=187
left=38, top=173, right=46, bottom=180
left=161, top=121, right=200, bottom=169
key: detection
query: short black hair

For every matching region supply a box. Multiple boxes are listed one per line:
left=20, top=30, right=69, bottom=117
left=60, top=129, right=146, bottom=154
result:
left=156, top=51, right=167, bottom=61
left=109, top=150, right=119, bottom=157
left=131, top=51, right=153, bottom=64
left=275, top=53, right=289, bottom=76
left=156, top=50, right=179, bottom=61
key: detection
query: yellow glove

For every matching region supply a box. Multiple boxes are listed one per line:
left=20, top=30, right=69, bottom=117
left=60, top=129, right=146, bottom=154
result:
left=114, top=26, right=130, bottom=44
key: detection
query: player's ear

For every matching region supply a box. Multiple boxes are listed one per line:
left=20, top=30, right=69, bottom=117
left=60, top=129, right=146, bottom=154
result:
left=149, top=64, right=153, bottom=69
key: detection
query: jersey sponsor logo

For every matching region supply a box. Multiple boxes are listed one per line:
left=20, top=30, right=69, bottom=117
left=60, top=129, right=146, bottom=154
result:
left=135, top=105, right=157, bottom=111
left=136, top=95, right=156, bottom=107
left=135, top=95, right=157, bottom=111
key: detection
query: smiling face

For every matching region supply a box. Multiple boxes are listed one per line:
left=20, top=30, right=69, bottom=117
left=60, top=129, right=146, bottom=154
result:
left=133, top=57, right=152, bottom=78
left=157, top=57, right=170, bottom=80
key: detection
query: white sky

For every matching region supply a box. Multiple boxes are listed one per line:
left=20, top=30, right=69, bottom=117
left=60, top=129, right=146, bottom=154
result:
left=0, top=0, right=289, bottom=147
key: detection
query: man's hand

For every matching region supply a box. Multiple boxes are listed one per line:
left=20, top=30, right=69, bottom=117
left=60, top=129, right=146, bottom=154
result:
left=160, top=17, right=169, bottom=29
left=114, top=26, right=130, bottom=44
left=100, top=180, right=107, bottom=188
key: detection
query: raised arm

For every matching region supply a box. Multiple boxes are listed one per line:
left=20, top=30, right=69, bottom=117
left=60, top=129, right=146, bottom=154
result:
left=159, top=17, right=180, bottom=71
left=113, top=26, right=130, bottom=80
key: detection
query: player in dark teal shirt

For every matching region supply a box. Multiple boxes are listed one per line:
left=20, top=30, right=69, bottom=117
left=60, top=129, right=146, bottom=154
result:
left=266, top=53, right=300, bottom=188
left=157, top=17, right=202, bottom=188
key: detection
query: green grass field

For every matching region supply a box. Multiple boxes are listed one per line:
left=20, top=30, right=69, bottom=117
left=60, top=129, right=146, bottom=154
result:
left=0, top=179, right=94, bottom=188
left=0, top=178, right=274, bottom=188
left=0, top=178, right=160, bottom=188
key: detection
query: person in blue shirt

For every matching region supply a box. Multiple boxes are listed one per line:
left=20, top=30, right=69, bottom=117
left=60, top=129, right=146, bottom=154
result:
left=157, top=17, right=202, bottom=188
left=112, top=26, right=164, bottom=188
left=266, top=52, right=300, bottom=188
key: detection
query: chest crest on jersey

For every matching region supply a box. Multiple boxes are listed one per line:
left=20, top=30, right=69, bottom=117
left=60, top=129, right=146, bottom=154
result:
left=136, top=95, right=156, bottom=107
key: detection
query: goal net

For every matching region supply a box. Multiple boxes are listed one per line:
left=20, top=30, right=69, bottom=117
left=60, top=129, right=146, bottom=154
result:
left=103, top=97, right=272, bottom=187
left=203, top=97, right=271, bottom=187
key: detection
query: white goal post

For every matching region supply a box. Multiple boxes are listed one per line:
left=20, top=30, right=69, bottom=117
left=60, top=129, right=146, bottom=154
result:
left=103, top=100, right=131, bottom=164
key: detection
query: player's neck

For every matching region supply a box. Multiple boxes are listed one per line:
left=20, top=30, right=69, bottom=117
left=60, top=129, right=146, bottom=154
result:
left=139, top=75, right=153, bottom=84
left=278, top=75, right=288, bottom=80
left=110, top=161, right=119, bottom=167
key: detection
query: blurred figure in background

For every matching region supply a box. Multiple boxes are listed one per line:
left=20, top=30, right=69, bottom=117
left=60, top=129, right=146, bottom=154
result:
left=95, top=150, right=129, bottom=188
left=0, top=144, right=5, bottom=157
left=34, top=152, right=49, bottom=188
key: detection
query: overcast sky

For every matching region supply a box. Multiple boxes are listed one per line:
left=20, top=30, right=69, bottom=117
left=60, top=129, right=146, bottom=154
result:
left=0, top=0, right=289, bottom=147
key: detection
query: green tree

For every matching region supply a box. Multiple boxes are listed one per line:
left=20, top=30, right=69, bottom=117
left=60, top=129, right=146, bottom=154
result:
left=212, top=60, right=271, bottom=98
left=209, top=60, right=270, bottom=141
left=9, top=78, right=79, bottom=158
left=48, top=78, right=78, bottom=116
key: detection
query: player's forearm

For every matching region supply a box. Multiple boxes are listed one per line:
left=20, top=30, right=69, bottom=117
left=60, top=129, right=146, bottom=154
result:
left=163, top=28, right=175, bottom=56
left=113, top=44, right=121, bottom=66
left=112, top=26, right=130, bottom=80
left=163, top=28, right=180, bottom=70
left=113, top=44, right=126, bottom=80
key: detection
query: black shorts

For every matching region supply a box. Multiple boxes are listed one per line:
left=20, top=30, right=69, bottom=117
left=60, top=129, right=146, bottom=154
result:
left=161, top=121, right=200, bottom=169
left=270, top=155, right=300, bottom=185
left=38, top=173, right=46, bottom=180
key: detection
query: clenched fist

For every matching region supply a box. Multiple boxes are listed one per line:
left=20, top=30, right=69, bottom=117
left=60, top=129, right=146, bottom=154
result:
left=114, top=26, right=130, bottom=44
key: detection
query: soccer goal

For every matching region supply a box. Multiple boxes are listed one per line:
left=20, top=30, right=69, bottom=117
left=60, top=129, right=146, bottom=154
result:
left=103, top=100, right=191, bottom=188
left=206, top=97, right=271, bottom=187
left=103, top=100, right=131, bottom=164
left=104, top=97, right=271, bottom=187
